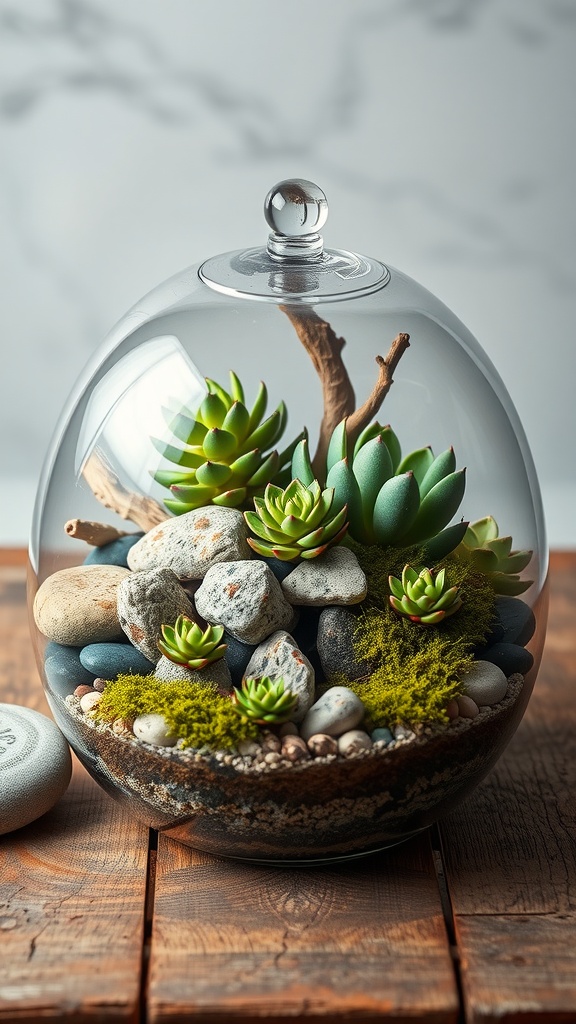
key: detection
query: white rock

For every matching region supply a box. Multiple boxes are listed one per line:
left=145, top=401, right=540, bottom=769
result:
left=0, top=704, right=72, bottom=836
left=79, top=691, right=102, bottom=713
left=338, top=729, right=373, bottom=757
left=281, top=546, right=367, bottom=606
left=462, top=660, right=508, bottom=706
left=117, top=567, right=194, bottom=662
left=127, top=507, right=251, bottom=578
left=153, top=654, right=232, bottom=692
left=195, top=561, right=294, bottom=644
left=300, top=686, right=366, bottom=742
left=33, top=565, right=130, bottom=645
left=244, top=631, right=315, bottom=722
left=132, top=713, right=178, bottom=747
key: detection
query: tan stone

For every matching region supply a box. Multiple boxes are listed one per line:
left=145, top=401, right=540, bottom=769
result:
left=33, top=564, right=130, bottom=645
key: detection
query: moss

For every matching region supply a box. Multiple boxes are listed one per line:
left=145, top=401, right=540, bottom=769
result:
left=92, top=674, right=258, bottom=750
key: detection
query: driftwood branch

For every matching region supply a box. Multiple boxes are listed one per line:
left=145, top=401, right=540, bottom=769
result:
left=346, top=332, right=411, bottom=447
left=64, top=519, right=134, bottom=547
left=82, top=449, right=168, bottom=533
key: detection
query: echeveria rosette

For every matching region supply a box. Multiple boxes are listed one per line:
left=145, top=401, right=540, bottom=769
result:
left=389, top=565, right=463, bottom=625
left=292, top=423, right=468, bottom=559
left=454, top=516, right=533, bottom=596
left=158, top=615, right=227, bottom=669
left=151, top=372, right=302, bottom=514
left=232, top=677, right=299, bottom=725
left=244, top=478, right=348, bottom=561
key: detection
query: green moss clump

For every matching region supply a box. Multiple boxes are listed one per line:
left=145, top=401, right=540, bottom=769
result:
left=92, top=674, right=258, bottom=750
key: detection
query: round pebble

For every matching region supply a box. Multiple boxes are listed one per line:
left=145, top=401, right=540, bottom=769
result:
left=462, top=660, right=508, bottom=706
left=446, top=699, right=460, bottom=721
left=132, top=713, right=178, bottom=747
left=456, top=695, right=480, bottom=719
left=79, top=691, right=102, bottom=714
left=307, top=733, right=338, bottom=757
left=79, top=642, right=155, bottom=680
left=337, top=730, right=373, bottom=757
left=44, top=642, right=96, bottom=696
left=279, top=721, right=299, bottom=738
left=84, top=533, right=143, bottom=567
left=92, top=678, right=108, bottom=692
left=300, top=686, right=366, bottom=742
left=0, top=703, right=72, bottom=836
left=483, top=643, right=534, bottom=678
left=237, top=739, right=261, bottom=756
left=74, top=684, right=95, bottom=698
left=371, top=727, right=393, bottom=745
left=281, top=736, right=311, bottom=762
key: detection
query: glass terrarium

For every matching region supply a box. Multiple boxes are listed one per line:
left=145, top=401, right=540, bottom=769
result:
left=29, top=179, right=547, bottom=863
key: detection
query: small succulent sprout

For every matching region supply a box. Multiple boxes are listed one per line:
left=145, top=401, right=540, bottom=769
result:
left=389, top=565, right=463, bottom=625
left=232, top=676, right=299, bottom=724
left=244, top=478, right=348, bottom=561
left=151, top=371, right=303, bottom=514
left=158, top=615, right=227, bottom=669
left=293, top=423, right=468, bottom=555
left=455, top=516, right=533, bottom=596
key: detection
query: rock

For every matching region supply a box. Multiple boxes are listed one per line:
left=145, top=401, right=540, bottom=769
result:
left=300, top=686, right=366, bottom=742
left=195, top=561, right=294, bottom=645
left=371, top=727, right=393, bottom=745
left=281, top=736, right=311, bottom=762
left=446, top=699, right=459, bottom=721
left=237, top=739, right=261, bottom=757
left=338, top=729, right=373, bottom=757
left=282, top=547, right=367, bottom=607
left=84, top=533, right=143, bottom=568
left=493, top=596, right=536, bottom=647
left=307, top=733, right=338, bottom=757
left=153, top=654, right=232, bottom=692
left=127, top=507, right=251, bottom=578
left=93, top=678, right=108, bottom=692
left=456, top=695, right=480, bottom=719
left=260, top=555, right=295, bottom=582
left=316, top=607, right=372, bottom=682
left=394, top=725, right=416, bottom=742
left=74, top=685, right=94, bottom=698
left=0, top=703, right=72, bottom=836
left=34, top=565, right=130, bottom=646
left=79, top=691, right=102, bottom=714
left=44, top=642, right=96, bottom=697
left=462, top=660, right=508, bottom=706
left=483, top=643, right=534, bottom=677
left=222, top=633, right=258, bottom=686
left=79, top=642, right=155, bottom=679
left=279, top=721, right=299, bottom=737
left=244, top=631, right=315, bottom=723
left=261, top=732, right=282, bottom=754
left=116, top=567, right=194, bottom=662
left=132, top=713, right=178, bottom=747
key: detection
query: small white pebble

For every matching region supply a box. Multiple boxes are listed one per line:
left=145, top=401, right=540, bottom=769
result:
left=394, top=725, right=415, bottom=741
left=80, top=691, right=102, bottom=714
left=264, top=751, right=282, bottom=765
left=338, top=729, right=373, bottom=757
left=237, top=739, right=261, bottom=757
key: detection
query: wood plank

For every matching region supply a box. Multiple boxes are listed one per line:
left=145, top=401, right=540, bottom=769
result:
left=0, top=560, right=151, bottom=1022
left=148, top=835, right=459, bottom=1024
left=439, top=552, right=576, bottom=1022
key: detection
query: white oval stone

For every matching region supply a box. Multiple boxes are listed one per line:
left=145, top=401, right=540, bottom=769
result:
left=132, top=713, right=178, bottom=747
left=300, top=686, right=366, bottom=742
left=338, top=729, right=373, bottom=757
left=0, top=704, right=72, bottom=836
left=462, top=660, right=508, bottom=706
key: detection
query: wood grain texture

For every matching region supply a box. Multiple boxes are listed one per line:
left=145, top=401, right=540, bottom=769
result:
left=440, top=552, right=576, bottom=1022
left=148, top=836, right=459, bottom=1024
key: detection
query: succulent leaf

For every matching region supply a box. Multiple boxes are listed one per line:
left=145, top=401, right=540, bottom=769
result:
left=291, top=438, right=316, bottom=486
left=233, top=676, right=299, bottom=724
left=372, top=472, right=420, bottom=546
left=400, top=469, right=467, bottom=544
left=326, top=419, right=348, bottom=473
left=418, top=447, right=457, bottom=499
left=158, top=615, right=227, bottom=669
left=396, top=446, right=434, bottom=485
left=244, top=478, right=349, bottom=561
left=388, top=565, right=463, bottom=626
left=454, top=516, right=533, bottom=595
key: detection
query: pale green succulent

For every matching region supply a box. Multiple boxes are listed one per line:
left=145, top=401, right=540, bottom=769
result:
left=233, top=677, right=299, bottom=724
left=244, top=478, right=348, bottom=561
left=151, top=372, right=301, bottom=515
left=158, top=615, right=227, bottom=669
left=291, top=422, right=468, bottom=558
left=454, top=516, right=533, bottom=596
left=389, top=565, right=463, bottom=625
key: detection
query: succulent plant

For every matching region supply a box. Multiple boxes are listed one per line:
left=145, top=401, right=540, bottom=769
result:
left=152, top=372, right=301, bottom=515
left=244, top=478, right=348, bottom=561
left=389, top=565, right=463, bottom=625
left=232, top=676, right=299, bottom=724
left=158, top=615, right=227, bottom=669
left=454, top=516, right=533, bottom=596
left=291, top=422, right=468, bottom=558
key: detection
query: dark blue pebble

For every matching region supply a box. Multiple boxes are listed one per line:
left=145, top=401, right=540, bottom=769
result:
left=83, top=533, right=143, bottom=568
left=259, top=555, right=295, bottom=583
left=482, top=642, right=534, bottom=677
left=223, top=633, right=257, bottom=685
left=371, top=727, right=393, bottom=745
left=79, top=642, right=155, bottom=678
left=486, top=596, right=536, bottom=648
left=44, top=642, right=96, bottom=696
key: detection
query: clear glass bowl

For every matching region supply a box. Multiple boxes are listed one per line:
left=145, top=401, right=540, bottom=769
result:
left=28, top=181, right=547, bottom=863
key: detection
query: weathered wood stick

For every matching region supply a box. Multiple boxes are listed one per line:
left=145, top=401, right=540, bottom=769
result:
left=82, top=449, right=169, bottom=533
left=64, top=519, right=133, bottom=547
left=346, top=332, right=410, bottom=447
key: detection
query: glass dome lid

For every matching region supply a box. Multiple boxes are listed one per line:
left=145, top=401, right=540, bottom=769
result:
left=29, top=178, right=547, bottom=864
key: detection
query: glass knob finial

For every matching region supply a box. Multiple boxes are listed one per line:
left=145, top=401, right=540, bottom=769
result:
left=264, top=179, right=328, bottom=260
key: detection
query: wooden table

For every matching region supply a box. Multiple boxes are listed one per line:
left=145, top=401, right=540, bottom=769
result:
left=1, top=550, right=574, bottom=1024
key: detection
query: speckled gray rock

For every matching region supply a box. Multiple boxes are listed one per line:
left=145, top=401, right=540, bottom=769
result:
left=300, top=685, right=366, bottom=742
left=117, top=567, right=194, bottom=663
left=195, top=561, right=294, bottom=644
left=244, top=631, right=315, bottom=722
left=127, top=507, right=251, bottom=578
left=316, top=606, right=372, bottom=682
left=153, top=654, right=232, bottom=692
left=462, top=660, right=508, bottom=706
left=33, top=565, right=130, bottom=646
left=132, top=713, right=178, bottom=747
left=0, top=704, right=72, bottom=835
left=281, top=547, right=367, bottom=607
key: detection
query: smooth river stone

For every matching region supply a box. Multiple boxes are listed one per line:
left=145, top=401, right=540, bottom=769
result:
left=79, top=643, right=155, bottom=679
left=462, top=660, right=509, bottom=706
left=33, top=565, right=130, bottom=646
left=482, top=643, right=534, bottom=678
left=84, top=533, right=143, bottom=568
left=300, top=686, right=366, bottom=742
left=44, top=642, right=96, bottom=697
left=0, top=704, right=72, bottom=836
left=132, top=713, right=178, bottom=747
left=281, top=546, right=367, bottom=606
left=127, top=507, right=251, bottom=578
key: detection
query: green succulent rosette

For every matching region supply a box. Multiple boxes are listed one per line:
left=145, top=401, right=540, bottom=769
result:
left=151, top=371, right=301, bottom=515
left=389, top=565, right=463, bottom=625
left=158, top=615, right=227, bottom=669
left=454, top=516, right=533, bottom=596
left=233, top=677, right=298, bottom=724
left=244, top=478, right=348, bottom=561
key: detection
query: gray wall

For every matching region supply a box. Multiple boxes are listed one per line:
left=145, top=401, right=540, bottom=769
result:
left=1, top=0, right=574, bottom=544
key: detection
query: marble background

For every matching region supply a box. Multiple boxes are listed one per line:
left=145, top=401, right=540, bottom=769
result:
left=0, top=0, right=574, bottom=545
